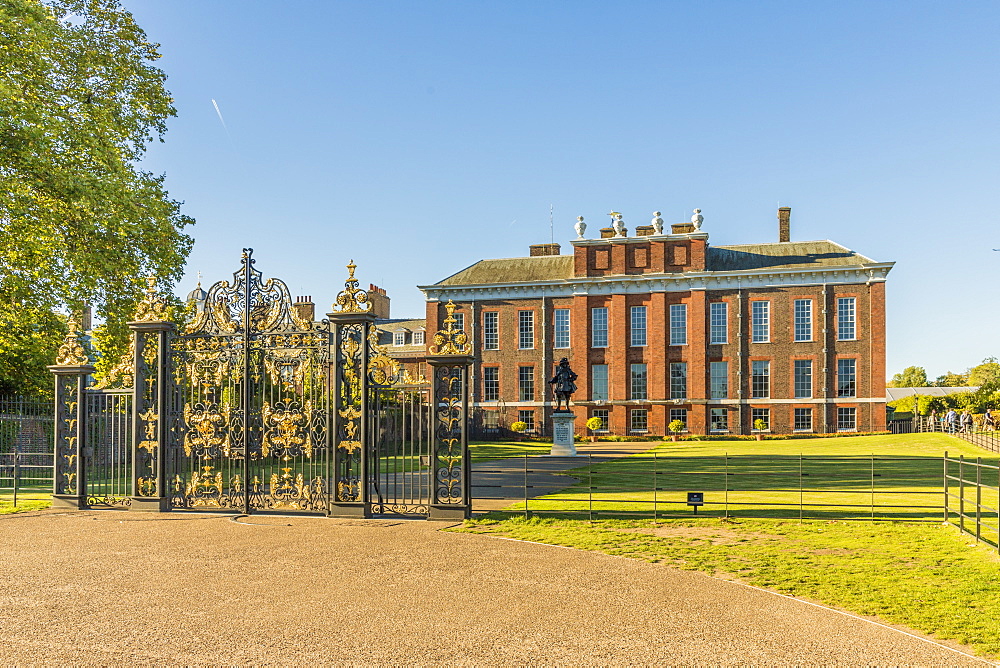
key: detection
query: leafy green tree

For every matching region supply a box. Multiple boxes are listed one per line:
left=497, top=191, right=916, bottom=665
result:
left=888, top=366, right=929, bottom=388
left=967, top=357, right=1000, bottom=387
left=0, top=0, right=193, bottom=396
left=934, top=371, right=969, bottom=387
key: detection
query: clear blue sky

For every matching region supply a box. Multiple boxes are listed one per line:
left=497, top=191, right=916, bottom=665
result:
left=127, top=0, right=1000, bottom=381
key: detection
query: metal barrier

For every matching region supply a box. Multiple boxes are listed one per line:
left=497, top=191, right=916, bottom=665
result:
left=0, top=397, right=54, bottom=509
left=471, top=452, right=945, bottom=522
left=944, top=452, right=1000, bottom=549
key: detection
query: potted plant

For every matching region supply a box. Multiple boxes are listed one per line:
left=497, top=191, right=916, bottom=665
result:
left=753, top=418, right=767, bottom=441
left=585, top=416, right=604, bottom=442
left=667, top=419, right=686, bottom=442
left=510, top=421, right=527, bottom=442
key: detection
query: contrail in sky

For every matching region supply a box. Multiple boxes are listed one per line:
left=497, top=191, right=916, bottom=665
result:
left=211, top=98, right=233, bottom=141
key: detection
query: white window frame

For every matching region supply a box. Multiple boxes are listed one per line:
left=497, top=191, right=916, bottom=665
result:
left=393, top=331, right=406, bottom=346
left=751, top=301, right=770, bottom=343
left=793, top=299, right=812, bottom=342
left=554, top=309, right=570, bottom=349
left=518, top=310, right=534, bottom=350
left=630, top=306, right=647, bottom=347
left=837, top=297, right=857, bottom=341
left=483, top=312, right=499, bottom=350
left=591, top=307, right=608, bottom=348
left=669, top=303, right=687, bottom=345
left=709, top=302, right=728, bottom=345
left=591, top=364, right=609, bottom=401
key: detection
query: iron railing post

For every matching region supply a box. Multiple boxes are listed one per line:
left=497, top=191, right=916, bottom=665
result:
left=524, top=453, right=529, bottom=519
left=12, top=450, right=19, bottom=508
left=652, top=451, right=657, bottom=525
left=799, top=453, right=803, bottom=523
left=128, top=317, right=174, bottom=512
left=976, top=457, right=982, bottom=543
left=871, top=453, right=875, bottom=520
left=959, top=455, right=966, bottom=535
left=724, top=453, right=729, bottom=519
left=588, top=453, right=593, bottom=522
left=427, top=352, right=474, bottom=520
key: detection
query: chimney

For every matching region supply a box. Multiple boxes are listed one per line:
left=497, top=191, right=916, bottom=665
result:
left=80, top=304, right=92, bottom=331
left=529, top=243, right=561, bottom=257
left=778, top=207, right=791, bottom=243
left=368, top=284, right=390, bottom=319
left=293, top=296, right=315, bottom=323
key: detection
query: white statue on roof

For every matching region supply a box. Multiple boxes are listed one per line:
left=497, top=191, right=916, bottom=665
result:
left=609, top=211, right=625, bottom=237
left=691, top=208, right=703, bottom=230
left=651, top=212, right=663, bottom=235
left=574, top=216, right=586, bottom=239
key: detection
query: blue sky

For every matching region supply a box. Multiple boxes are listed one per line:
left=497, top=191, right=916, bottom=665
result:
left=127, top=0, right=1000, bottom=380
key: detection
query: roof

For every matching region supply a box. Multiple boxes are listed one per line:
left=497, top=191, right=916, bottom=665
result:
left=430, top=240, right=884, bottom=287
left=886, top=387, right=979, bottom=401
left=434, top=255, right=574, bottom=286
left=707, top=241, right=876, bottom=272
left=375, top=318, right=426, bottom=331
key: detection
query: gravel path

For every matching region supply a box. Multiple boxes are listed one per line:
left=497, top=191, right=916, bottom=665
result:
left=0, top=509, right=988, bottom=666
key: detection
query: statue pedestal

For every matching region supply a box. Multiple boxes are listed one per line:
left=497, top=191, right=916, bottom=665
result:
left=550, top=412, right=578, bottom=456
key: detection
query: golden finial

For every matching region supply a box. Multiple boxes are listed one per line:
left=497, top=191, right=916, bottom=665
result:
left=334, top=260, right=371, bottom=313
left=134, top=272, right=170, bottom=322
left=429, top=299, right=470, bottom=355
left=54, top=318, right=90, bottom=366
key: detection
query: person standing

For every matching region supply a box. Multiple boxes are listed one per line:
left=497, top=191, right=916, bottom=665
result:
left=985, top=408, right=995, bottom=431
left=960, top=410, right=972, bottom=434
left=946, top=409, right=958, bottom=434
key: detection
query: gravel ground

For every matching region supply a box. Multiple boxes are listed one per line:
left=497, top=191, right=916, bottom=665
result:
left=0, top=509, right=989, bottom=666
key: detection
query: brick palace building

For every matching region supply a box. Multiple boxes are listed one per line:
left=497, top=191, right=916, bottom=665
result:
left=417, top=208, right=894, bottom=437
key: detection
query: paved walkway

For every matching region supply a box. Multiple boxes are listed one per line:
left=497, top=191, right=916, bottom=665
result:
left=472, top=441, right=655, bottom=512
left=0, top=510, right=987, bottom=665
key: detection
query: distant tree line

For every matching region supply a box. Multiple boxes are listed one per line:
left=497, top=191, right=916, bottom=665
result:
left=887, top=358, right=1000, bottom=389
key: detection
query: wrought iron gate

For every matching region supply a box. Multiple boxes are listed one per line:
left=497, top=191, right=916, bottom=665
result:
left=48, top=250, right=472, bottom=519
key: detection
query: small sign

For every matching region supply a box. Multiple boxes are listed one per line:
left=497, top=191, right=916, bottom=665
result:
left=687, top=492, right=704, bottom=507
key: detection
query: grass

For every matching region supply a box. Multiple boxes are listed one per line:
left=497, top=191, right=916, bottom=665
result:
left=468, top=440, right=554, bottom=460
left=0, top=489, right=51, bottom=515
left=456, top=515, right=1000, bottom=657
left=509, top=433, right=999, bottom=524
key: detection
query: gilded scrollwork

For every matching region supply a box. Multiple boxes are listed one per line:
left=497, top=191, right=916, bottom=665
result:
left=183, top=403, right=232, bottom=457
left=367, top=326, right=401, bottom=386
left=137, top=408, right=159, bottom=452
left=91, top=338, right=135, bottom=390
left=333, top=260, right=371, bottom=313
left=54, top=319, right=90, bottom=366
left=261, top=400, right=312, bottom=459
left=133, top=273, right=171, bottom=322
left=434, top=364, right=466, bottom=504
left=429, top=300, right=470, bottom=355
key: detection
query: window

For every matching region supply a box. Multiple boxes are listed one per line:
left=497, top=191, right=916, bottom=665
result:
left=412, top=330, right=425, bottom=346
left=709, top=361, right=728, bottom=399
left=837, top=407, right=857, bottom=431
left=518, top=410, right=535, bottom=433
left=518, top=366, right=534, bottom=401
left=751, top=408, right=770, bottom=431
left=710, top=408, right=729, bottom=432
left=554, top=309, right=570, bottom=348
left=670, top=362, right=687, bottom=399
left=483, top=411, right=499, bottom=430
left=838, top=298, right=856, bottom=340
left=483, top=312, right=499, bottom=350
left=518, top=311, right=534, bottom=349
left=483, top=367, right=499, bottom=402
left=591, top=409, right=609, bottom=431
left=837, top=359, right=857, bottom=398
left=670, top=304, right=687, bottom=345
left=591, top=307, right=608, bottom=348
left=793, top=360, right=812, bottom=399
left=393, top=331, right=406, bottom=346
left=591, top=364, right=609, bottom=401
left=794, top=299, right=812, bottom=342
left=669, top=408, right=687, bottom=430
left=630, top=306, right=647, bottom=347
left=630, top=363, right=648, bottom=400
left=751, top=301, right=770, bottom=342
left=751, top=360, right=770, bottom=398
left=630, top=409, right=648, bottom=433
left=709, top=302, right=728, bottom=344
left=452, top=313, right=464, bottom=333
left=794, top=408, right=813, bottom=432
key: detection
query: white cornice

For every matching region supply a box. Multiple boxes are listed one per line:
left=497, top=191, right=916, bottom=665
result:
left=419, top=263, right=894, bottom=301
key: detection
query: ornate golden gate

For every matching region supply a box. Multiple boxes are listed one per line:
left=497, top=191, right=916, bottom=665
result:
left=48, top=250, right=472, bottom=519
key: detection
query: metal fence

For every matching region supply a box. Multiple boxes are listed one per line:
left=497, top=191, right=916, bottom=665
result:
left=471, top=452, right=946, bottom=522
left=944, top=452, right=1000, bottom=549
left=0, top=397, right=54, bottom=507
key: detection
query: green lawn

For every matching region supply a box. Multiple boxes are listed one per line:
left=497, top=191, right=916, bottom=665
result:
left=468, top=440, right=554, bottom=460
left=506, top=433, right=1000, bottom=526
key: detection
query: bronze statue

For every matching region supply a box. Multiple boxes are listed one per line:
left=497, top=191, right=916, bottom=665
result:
left=549, top=357, right=578, bottom=412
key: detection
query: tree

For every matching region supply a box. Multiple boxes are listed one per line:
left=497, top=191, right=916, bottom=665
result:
left=968, top=357, right=1000, bottom=387
left=888, top=366, right=929, bottom=388
left=0, top=0, right=193, bottom=395
left=935, top=371, right=969, bottom=387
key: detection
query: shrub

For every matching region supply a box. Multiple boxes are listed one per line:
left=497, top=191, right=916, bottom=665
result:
left=753, top=418, right=768, bottom=431
left=585, top=416, right=604, bottom=431
left=667, top=419, right=686, bottom=434
left=510, top=421, right=527, bottom=433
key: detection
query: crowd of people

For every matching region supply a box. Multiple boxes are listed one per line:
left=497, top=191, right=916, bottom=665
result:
left=926, top=408, right=994, bottom=433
